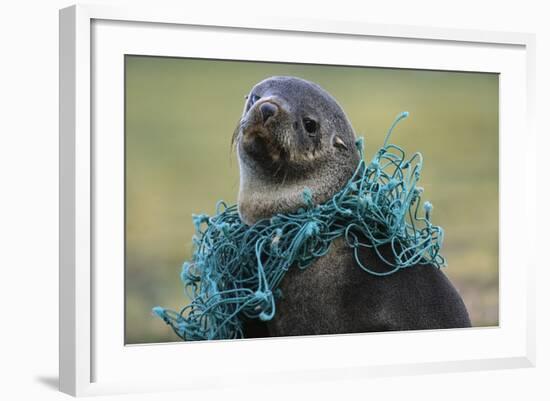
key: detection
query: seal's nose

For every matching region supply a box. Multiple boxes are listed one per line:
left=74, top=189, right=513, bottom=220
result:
left=259, top=102, right=278, bottom=124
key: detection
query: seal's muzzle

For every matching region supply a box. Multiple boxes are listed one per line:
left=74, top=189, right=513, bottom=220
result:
left=239, top=97, right=288, bottom=166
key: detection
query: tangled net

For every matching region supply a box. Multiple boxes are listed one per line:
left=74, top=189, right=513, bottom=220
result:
left=153, top=112, right=445, bottom=340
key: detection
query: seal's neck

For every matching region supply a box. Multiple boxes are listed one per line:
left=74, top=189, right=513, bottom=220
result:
left=237, top=161, right=354, bottom=225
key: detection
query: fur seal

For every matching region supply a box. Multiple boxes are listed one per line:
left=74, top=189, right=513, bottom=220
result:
left=233, top=76, right=471, bottom=337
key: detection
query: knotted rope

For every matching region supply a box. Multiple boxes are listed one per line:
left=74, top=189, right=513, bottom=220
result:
left=153, top=112, right=445, bottom=340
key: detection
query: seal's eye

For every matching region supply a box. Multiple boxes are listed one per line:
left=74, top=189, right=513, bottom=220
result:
left=245, top=94, right=261, bottom=112
left=303, top=118, right=318, bottom=134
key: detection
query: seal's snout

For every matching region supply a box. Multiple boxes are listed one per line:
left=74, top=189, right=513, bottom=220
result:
left=237, top=96, right=286, bottom=166
left=259, top=101, right=278, bottom=124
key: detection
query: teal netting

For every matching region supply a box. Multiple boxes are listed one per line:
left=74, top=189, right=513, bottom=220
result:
left=153, top=112, right=445, bottom=340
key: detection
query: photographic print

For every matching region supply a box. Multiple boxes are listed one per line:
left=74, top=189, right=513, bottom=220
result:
left=124, top=56, right=498, bottom=343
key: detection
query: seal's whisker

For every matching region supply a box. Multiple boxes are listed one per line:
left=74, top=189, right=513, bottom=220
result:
left=272, top=163, right=283, bottom=179
left=280, top=169, right=289, bottom=187
left=231, top=118, right=244, bottom=151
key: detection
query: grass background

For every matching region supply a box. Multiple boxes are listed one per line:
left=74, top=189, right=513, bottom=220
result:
left=125, top=56, right=499, bottom=344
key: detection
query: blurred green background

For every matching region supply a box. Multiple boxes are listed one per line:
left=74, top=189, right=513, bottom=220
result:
left=125, top=56, right=499, bottom=344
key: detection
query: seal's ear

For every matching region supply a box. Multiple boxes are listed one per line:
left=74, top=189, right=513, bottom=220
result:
left=332, top=135, right=349, bottom=151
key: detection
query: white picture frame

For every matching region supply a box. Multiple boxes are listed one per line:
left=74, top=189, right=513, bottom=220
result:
left=59, top=3, right=536, bottom=397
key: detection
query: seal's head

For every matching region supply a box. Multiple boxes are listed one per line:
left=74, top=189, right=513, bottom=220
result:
left=233, top=76, right=360, bottom=225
